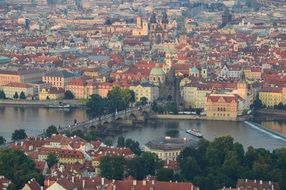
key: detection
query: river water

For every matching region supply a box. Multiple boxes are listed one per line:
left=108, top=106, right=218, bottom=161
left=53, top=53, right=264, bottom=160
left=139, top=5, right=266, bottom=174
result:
left=0, top=106, right=286, bottom=151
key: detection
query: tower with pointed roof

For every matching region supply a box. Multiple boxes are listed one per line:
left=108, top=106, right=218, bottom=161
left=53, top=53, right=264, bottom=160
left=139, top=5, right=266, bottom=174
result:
left=149, top=12, right=169, bottom=44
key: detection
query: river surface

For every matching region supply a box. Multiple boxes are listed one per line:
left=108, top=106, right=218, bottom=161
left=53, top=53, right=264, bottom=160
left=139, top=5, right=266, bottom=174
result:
left=0, top=106, right=286, bottom=151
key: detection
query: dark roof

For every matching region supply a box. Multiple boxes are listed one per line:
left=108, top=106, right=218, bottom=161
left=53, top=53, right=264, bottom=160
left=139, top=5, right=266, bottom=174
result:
left=45, top=70, right=77, bottom=78
left=150, top=12, right=157, bottom=23
left=145, top=137, right=194, bottom=151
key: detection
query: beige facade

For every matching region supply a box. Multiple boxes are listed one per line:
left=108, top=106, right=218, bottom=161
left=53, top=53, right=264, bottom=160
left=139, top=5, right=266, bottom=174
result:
left=39, top=88, right=64, bottom=100
left=182, top=85, right=211, bottom=109
left=66, top=78, right=96, bottom=99
left=0, top=70, right=43, bottom=86
left=205, top=94, right=240, bottom=121
left=42, top=71, right=78, bottom=88
left=2, top=83, right=34, bottom=98
left=132, top=17, right=148, bottom=36
left=129, top=83, right=159, bottom=103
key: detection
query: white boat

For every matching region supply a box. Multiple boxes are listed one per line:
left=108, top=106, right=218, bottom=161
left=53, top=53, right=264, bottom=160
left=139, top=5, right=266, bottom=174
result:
left=186, top=129, right=203, bottom=138
left=48, top=102, right=71, bottom=108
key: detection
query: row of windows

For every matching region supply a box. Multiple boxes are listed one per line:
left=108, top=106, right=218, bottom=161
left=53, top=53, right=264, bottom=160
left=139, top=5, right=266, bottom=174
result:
left=213, top=113, right=230, bottom=117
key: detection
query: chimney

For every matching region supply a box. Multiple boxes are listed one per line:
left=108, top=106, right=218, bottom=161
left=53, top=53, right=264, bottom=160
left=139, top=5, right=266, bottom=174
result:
left=269, top=181, right=272, bottom=185
left=151, top=180, right=155, bottom=185
left=142, top=180, right=146, bottom=186
left=245, top=179, right=248, bottom=182
left=21, top=141, right=24, bottom=146
left=82, top=179, right=85, bottom=188
left=260, top=180, right=262, bottom=185
left=101, top=177, right=104, bottom=185
left=113, top=185, right=116, bottom=190
left=133, top=180, right=137, bottom=186
left=254, top=179, right=256, bottom=183
left=47, top=179, right=50, bottom=187
left=72, top=176, right=74, bottom=183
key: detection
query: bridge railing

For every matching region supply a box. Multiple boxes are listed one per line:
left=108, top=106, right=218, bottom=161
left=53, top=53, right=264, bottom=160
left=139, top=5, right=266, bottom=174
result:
left=60, top=104, right=151, bottom=131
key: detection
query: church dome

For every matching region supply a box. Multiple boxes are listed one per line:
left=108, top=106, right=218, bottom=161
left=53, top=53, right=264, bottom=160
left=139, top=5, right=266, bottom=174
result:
left=150, top=66, right=165, bottom=76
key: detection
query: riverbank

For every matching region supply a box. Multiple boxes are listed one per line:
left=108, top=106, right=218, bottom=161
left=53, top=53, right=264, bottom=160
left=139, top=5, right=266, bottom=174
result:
left=254, top=109, right=286, bottom=117
left=0, top=99, right=86, bottom=108
left=150, top=114, right=247, bottom=121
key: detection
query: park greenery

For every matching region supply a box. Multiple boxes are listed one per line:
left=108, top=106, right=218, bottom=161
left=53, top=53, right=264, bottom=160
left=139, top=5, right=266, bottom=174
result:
left=64, top=90, right=75, bottom=99
left=178, top=136, right=286, bottom=190
left=0, top=136, right=6, bottom=145
left=0, top=90, right=6, bottom=99
left=45, top=125, right=58, bottom=138
left=11, top=129, right=27, bottom=141
left=86, top=87, right=135, bottom=117
left=99, top=152, right=163, bottom=180
left=0, top=149, right=43, bottom=189
left=19, top=91, right=26, bottom=100
left=117, top=136, right=141, bottom=155
left=152, top=100, right=178, bottom=114
left=46, top=153, right=59, bottom=168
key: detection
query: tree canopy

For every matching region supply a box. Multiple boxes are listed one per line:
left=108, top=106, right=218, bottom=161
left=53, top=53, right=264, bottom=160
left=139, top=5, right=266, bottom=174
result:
left=19, top=91, right=26, bottom=100
left=0, top=90, right=6, bottom=99
left=178, top=136, right=286, bottom=190
left=86, top=87, right=136, bottom=117
left=64, top=90, right=74, bottom=99
left=0, top=149, right=43, bottom=189
left=46, top=153, right=58, bottom=168
left=46, top=125, right=58, bottom=138
left=100, top=152, right=163, bottom=180
left=0, top=136, right=6, bottom=145
left=11, top=129, right=27, bottom=141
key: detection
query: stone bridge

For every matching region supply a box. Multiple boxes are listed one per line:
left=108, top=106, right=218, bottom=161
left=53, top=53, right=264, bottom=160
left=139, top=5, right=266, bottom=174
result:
left=59, top=105, right=151, bottom=133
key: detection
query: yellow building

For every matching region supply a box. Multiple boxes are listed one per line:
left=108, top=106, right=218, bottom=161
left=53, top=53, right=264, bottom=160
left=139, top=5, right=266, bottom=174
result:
left=2, top=82, right=34, bottom=98
left=144, top=137, right=189, bottom=161
left=132, top=17, right=148, bottom=36
left=0, top=69, right=43, bottom=86
left=244, top=67, right=262, bottom=80
left=205, top=94, right=241, bottom=121
left=129, top=83, right=159, bottom=103
left=39, top=87, right=64, bottom=100
left=42, top=70, right=78, bottom=88
left=66, top=77, right=96, bottom=99
left=259, top=87, right=286, bottom=107
left=182, top=83, right=212, bottom=109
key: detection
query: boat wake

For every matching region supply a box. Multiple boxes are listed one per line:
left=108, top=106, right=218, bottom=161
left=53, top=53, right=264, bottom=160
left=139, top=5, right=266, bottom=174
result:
left=244, top=121, right=286, bottom=142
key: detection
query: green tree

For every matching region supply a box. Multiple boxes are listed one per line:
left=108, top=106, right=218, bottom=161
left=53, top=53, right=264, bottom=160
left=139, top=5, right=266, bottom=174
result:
left=126, top=157, right=145, bottom=180
left=86, top=94, right=108, bottom=117
left=156, top=168, right=174, bottom=181
left=13, top=92, right=18, bottom=99
left=46, top=125, right=58, bottom=138
left=139, top=97, right=148, bottom=105
left=46, top=153, right=58, bottom=168
left=252, top=98, right=263, bottom=109
left=104, top=138, right=113, bottom=146
left=11, top=129, right=27, bottom=141
left=125, top=138, right=141, bottom=155
left=100, top=155, right=125, bottom=180
left=141, top=152, right=163, bottom=176
left=64, top=90, right=74, bottom=99
left=0, top=90, right=6, bottom=99
left=19, top=91, right=26, bottom=100
left=0, top=149, right=43, bottom=189
left=117, top=136, right=125, bottom=147
left=0, top=136, right=6, bottom=145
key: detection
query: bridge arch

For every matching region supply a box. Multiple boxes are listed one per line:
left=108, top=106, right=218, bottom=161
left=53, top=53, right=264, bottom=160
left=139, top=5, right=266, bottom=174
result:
left=129, top=113, right=137, bottom=121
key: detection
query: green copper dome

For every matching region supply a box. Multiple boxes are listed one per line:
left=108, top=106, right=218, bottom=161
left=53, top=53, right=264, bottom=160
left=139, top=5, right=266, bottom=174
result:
left=150, top=67, right=165, bottom=76
left=0, top=56, right=11, bottom=64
